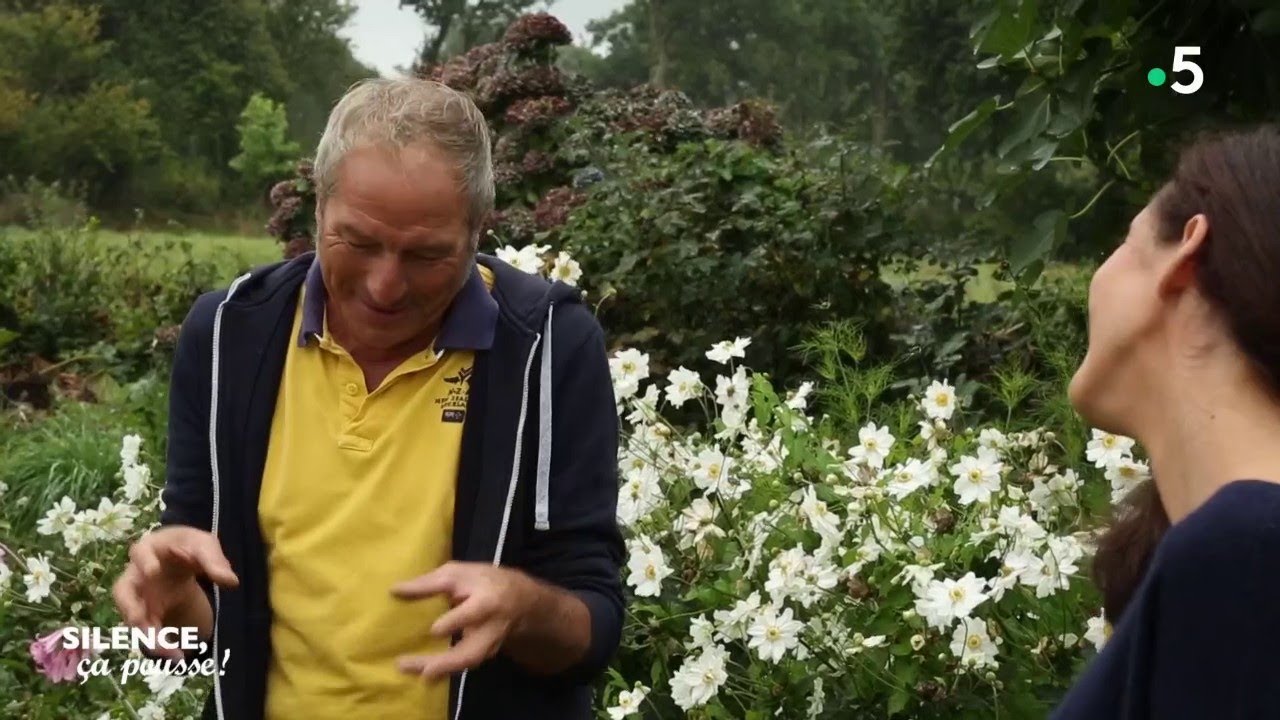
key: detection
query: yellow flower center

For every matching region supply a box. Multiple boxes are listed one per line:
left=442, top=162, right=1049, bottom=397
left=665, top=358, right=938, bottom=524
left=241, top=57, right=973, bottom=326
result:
left=969, top=469, right=982, bottom=481
left=967, top=634, right=983, bottom=650
left=645, top=565, right=656, bottom=580
left=766, top=627, right=781, bottom=641
left=622, top=361, right=636, bottom=374
left=1102, top=435, right=1115, bottom=448
left=949, top=587, right=966, bottom=602
left=934, top=393, right=950, bottom=406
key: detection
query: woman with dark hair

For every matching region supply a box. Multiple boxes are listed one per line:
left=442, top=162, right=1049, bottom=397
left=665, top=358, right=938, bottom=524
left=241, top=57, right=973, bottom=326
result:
left=1053, top=125, right=1280, bottom=718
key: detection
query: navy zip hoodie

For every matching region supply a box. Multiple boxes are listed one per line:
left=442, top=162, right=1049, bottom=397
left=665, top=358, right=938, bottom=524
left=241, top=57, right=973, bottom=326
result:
left=158, top=252, right=624, bottom=720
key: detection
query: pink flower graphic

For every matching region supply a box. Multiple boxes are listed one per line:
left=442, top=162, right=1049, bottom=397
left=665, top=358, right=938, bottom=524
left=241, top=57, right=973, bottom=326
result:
left=30, top=627, right=94, bottom=683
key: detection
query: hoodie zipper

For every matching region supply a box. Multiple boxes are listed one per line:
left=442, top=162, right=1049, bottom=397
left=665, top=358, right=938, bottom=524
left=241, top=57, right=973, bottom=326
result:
left=209, top=272, right=251, bottom=720
left=453, top=329, right=543, bottom=720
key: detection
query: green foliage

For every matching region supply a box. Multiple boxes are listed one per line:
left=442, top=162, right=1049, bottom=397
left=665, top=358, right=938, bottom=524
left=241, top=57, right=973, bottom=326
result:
left=0, top=3, right=160, bottom=202
left=263, top=0, right=375, bottom=147
left=558, top=136, right=898, bottom=379
left=229, top=93, right=302, bottom=194
left=583, top=0, right=1014, bottom=157
left=942, top=0, right=1280, bottom=276
left=0, top=407, right=209, bottom=719
left=0, top=220, right=237, bottom=378
left=0, top=0, right=373, bottom=221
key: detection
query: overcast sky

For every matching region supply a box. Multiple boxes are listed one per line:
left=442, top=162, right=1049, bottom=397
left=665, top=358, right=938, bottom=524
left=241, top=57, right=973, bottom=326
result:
left=342, top=0, right=629, bottom=77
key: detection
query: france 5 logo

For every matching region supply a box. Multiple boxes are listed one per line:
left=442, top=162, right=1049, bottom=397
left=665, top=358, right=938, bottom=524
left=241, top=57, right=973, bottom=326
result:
left=1147, top=47, right=1203, bottom=95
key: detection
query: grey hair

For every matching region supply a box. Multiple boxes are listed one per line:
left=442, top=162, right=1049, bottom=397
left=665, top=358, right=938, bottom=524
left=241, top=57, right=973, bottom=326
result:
left=313, top=77, right=494, bottom=237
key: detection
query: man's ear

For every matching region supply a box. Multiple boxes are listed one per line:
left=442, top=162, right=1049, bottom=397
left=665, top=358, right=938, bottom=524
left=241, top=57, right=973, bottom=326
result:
left=1157, top=213, right=1208, bottom=297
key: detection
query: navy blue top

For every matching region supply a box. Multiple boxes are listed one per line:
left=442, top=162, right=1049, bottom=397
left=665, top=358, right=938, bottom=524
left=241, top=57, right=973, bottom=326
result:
left=1053, top=480, right=1280, bottom=719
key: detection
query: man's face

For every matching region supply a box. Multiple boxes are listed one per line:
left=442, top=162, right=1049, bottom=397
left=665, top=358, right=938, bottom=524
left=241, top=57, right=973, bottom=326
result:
left=317, top=143, right=474, bottom=356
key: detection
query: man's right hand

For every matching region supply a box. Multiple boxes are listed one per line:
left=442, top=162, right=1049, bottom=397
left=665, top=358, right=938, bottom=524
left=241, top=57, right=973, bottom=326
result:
left=112, top=526, right=239, bottom=659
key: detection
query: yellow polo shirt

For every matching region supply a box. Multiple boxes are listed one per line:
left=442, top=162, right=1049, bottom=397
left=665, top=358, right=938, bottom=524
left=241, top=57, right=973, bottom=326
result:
left=259, top=262, right=496, bottom=719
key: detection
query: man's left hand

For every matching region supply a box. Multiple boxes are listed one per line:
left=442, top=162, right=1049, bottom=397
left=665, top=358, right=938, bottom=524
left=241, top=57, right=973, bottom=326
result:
left=391, top=562, right=536, bottom=681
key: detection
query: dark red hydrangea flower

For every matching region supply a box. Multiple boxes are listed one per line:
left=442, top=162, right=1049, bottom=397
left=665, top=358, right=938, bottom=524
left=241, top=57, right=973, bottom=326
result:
left=533, top=187, right=586, bottom=230
left=706, top=99, right=783, bottom=148
left=479, top=66, right=566, bottom=113
left=504, top=95, right=573, bottom=128
left=485, top=207, right=536, bottom=245
left=493, top=135, right=521, bottom=163
left=493, top=162, right=522, bottom=188
left=421, top=42, right=504, bottom=92
left=265, top=196, right=303, bottom=240
left=269, top=179, right=297, bottom=206
left=520, top=150, right=555, bottom=176
left=283, top=235, right=314, bottom=260
left=502, top=13, right=572, bottom=55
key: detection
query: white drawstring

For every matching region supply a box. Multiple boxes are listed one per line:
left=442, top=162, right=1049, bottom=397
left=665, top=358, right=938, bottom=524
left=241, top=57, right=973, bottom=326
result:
left=209, top=271, right=251, bottom=720
left=534, top=304, right=554, bottom=531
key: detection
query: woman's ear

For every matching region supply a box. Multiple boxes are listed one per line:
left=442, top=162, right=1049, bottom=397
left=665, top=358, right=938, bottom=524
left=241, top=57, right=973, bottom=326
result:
left=1157, top=213, right=1209, bottom=297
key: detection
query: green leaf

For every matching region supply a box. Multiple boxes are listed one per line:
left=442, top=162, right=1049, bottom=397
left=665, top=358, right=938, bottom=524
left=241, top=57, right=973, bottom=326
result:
left=928, top=97, right=999, bottom=166
left=997, top=93, right=1051, bottom=159
left=0, top=327, right=17, bottom=350
left=888, top=688, right=911, bottom=716
left=1029, top=139, right=1059, bottom=170
left=979, top=0, right=1039, bottom=56
left=1010, top=209, right=1066, bottom=278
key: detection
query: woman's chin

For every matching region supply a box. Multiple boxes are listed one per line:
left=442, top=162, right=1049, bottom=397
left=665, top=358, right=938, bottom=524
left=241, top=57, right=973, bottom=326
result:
left=1068, top=363, right=1108, bottom=427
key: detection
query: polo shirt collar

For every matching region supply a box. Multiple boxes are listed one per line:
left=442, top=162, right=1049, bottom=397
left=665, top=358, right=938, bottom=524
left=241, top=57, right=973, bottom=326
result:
left=297, top=256, right=497, bottom=351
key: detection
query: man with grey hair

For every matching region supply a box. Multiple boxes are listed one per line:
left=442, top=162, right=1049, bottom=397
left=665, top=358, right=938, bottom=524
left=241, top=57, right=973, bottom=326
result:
left=111, top=78, right=624, bottom=719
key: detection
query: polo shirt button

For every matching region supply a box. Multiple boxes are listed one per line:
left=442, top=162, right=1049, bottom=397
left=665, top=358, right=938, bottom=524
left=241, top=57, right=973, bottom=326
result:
left=344, top=382, right=359, bottom=396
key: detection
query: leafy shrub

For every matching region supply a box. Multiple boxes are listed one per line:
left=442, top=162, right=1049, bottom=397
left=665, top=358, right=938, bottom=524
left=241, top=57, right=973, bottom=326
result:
left=0, top=176, right=87, bottom=228
left=597, top=324, right=1134, bottom=719
left=556, top=136, right=898, bottom=379
left=0, top=220, right=226, bottom=379
left=123, top=153, right=226, bottom=218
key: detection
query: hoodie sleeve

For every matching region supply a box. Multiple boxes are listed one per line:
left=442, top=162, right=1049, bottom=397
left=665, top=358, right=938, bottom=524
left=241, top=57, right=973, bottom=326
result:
left=159, top=290, right=223, bottom=531
left=155, top=290, right=224, bottom=658
left=517, top=302, right=624, bottom=684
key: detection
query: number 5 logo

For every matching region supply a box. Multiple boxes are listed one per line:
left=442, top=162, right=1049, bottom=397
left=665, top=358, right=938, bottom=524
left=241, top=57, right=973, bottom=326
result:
left=1171, top=46, right=1204, bottom=95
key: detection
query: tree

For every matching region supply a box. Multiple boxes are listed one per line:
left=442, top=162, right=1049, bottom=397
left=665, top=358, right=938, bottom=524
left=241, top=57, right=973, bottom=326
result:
left=230, top=93, right=302, bottom=195
left=264, top=0, right=376, bottom=150
left=0, top=3, right=159, bottom=201
left=75, top=0, right=290, bottom=174
left=400, top=0, right=545, bottom=68
left=579, top=0, right=1009, bottom=157
left=940, top=0, right=1280, bottom=278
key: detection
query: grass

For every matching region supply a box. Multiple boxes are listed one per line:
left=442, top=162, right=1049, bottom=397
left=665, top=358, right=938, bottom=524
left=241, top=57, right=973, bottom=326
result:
left=0, top=402, right=135, bottom=533
left=0, top=225, right=280, bottom=285
left=93, top=228, right=280, bottom=281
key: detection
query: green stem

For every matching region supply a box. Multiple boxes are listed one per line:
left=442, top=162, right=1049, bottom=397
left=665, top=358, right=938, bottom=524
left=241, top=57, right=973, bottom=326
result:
left=1069, top=179, right=1116, bottom=220
left=108, top=673, right=142, bottom=720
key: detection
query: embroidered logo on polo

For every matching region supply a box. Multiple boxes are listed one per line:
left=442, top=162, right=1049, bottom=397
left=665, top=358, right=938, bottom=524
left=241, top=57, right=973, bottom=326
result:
left=436, top=364, right=472, bottom=422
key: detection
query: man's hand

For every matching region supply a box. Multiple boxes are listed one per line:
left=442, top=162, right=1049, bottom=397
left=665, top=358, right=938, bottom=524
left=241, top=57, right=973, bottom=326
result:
left=392, top=562, right=591, bottom=680
left=391, top=562, right=536, bottom=680
left=112, top=526, right=239, bottom=660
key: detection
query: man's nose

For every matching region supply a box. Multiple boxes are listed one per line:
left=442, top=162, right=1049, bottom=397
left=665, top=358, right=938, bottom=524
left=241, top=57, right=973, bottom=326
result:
left=365, top=255, right=408, bottom=308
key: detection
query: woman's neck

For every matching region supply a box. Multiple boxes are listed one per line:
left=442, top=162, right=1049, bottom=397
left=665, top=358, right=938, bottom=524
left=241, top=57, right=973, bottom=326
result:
left=1141, top=364, right=1280, bottom=523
